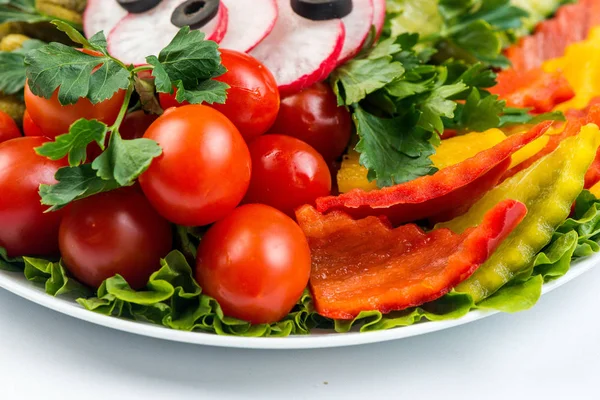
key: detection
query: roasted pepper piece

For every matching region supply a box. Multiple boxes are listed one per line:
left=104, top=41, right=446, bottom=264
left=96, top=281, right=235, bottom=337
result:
left=503, top=105, right=600, bottom=181
left=439, top=124, right=600, bottom=302
left=296, top=200, right=526, bottom=319
left=318, top=122, right=551, bottom=225
left=490, top=68, right=574, bottom=113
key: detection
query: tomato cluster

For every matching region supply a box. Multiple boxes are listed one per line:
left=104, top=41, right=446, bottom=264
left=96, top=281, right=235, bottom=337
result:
left=0, top=49, right=353, bottom=324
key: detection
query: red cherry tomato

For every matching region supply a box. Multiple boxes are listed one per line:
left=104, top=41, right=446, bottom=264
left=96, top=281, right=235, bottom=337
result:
left=24, top=81, right=125, bottom=139
left=59, top=188, right=173, bottom=289
left=159, top=49, right=280, bottom=142
left=0, top=110, right=21, bottom=143
left=23, top=110, right=45, bottom=137
left=195, top=204, right=311, bottom=324
left=0, top=137, right=67, bottom=257
left=269, top=82, right=352, bottom=161
left=243, top=135, right=331, bottom=217
left=120, top=110, right=158, bottom=140
left=140, top=105, right=251, bottom=226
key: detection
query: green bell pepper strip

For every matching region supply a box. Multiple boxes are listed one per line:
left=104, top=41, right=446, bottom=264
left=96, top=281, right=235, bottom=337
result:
left=438, top=124, right=600, bottom=302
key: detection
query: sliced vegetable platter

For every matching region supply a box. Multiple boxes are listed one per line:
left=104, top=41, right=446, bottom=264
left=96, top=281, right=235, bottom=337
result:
left=0, top=251, right=598, bottom=349
left=2, top=0, right=600, bottom=349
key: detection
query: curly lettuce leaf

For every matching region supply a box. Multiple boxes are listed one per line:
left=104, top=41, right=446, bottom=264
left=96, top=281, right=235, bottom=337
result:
left=78, top=251, right=317, bottom=337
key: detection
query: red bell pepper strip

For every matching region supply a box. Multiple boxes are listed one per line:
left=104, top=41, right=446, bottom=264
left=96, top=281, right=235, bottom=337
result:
left=502, top=105, right=600, bottom=182
left=296, top=200, right=527, bottom=320
left=490, top=68, right=574, bottom=113
left=506, top=0, right=600, bottom=71
left=316, top=122, right=551, bottom=225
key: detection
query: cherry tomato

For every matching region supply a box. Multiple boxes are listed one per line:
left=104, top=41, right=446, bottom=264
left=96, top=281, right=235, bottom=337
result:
left=23, top=110, right=45, bottom=137
left=24, top=81, right=125, bottom=139
left=195, top=204, right=311, bottom=324
left=0, top=137, right=67, bottom=257
left=269, top=82, right=352, bottom=161
left=139, top=105, right=251, bottom=226
left=159, top=49, right=280, bottom=142
left=120, top=110, right=158, bottom=140
left=0, top=109, right=21, bottom=143
left=243, top=135, right=331, bottom=217
left=59, top=188, right=173, bottom=289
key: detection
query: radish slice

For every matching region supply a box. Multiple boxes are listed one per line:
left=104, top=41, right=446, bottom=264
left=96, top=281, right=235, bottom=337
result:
left=219, top=0, right=278, bottom=53
left=107, top=0, right=229, bottom=66
left=338, top=0, right=374, bottom=65
left=250, top=0, right=345, bottom=96
left=372, top=0, right=386, bottom=39
left=83, top=0, right=128, bottom=39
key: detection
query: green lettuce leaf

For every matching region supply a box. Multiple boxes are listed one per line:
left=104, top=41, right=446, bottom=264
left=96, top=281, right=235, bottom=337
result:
left=78, top=251, right=317, bottom=337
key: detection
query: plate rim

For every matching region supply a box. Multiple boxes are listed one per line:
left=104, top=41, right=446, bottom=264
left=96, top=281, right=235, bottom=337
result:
left=0, top=253, right=597, bottom=350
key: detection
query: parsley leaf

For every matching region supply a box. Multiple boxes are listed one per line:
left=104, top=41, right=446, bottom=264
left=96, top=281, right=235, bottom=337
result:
left=39, top=165, right=121, bottom=211
left=446, top=88, right=505, bottom=133
left=0, top=39, right=44, bottom=95
left=36, top=119, right=108, bottom=166
left=499, top=108, right=565, bottom=127
left=24, top=22, right=130, bottom=105
left=92, top=133, right=162, bottom=186
left=148, top=27, right=229, bottom=105
left=354, top=106, right=437, bottom=186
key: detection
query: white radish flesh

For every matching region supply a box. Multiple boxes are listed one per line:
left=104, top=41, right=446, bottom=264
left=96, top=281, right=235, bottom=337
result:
left=338, top=0, right=374, bottom=65
left=250, top=0, right=345, bottom=96
left=107, top=0, right=228, bottom=65
left=83, top=0, right=128, bottom=39
left=219, top=0, right=278, bottom=53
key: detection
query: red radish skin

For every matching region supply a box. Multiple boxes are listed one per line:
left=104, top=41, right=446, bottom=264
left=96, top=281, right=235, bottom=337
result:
left=219, top=0, right=278, bottom=53
left=83, top=0, right=128, bottom=38
left=108, top=0, right=229, bottom=65
left=372, top=0, right=386, bottom=39
left=338, top=0, right=374, bottom=65
left=250, top=0, right=345, bottom=96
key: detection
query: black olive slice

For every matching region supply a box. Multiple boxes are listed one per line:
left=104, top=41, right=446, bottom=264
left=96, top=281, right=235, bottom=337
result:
left=291, top=0, right=353, bottom=21
left=171, top=0, right=220, bottom=30
left=117, top=0, right=162, bottom=14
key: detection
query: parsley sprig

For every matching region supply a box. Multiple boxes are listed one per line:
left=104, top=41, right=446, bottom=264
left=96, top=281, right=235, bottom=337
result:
left=26, top=22, right=229, bottom=211
left=332, top=1, right=565, bottom=188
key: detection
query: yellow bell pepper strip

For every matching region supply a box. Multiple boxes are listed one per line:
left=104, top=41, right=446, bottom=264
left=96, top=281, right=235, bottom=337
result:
left=337, top=150, right=378, bottom=194
left=543, top=26, right=600, bottom=111
left=438, top=124, right=600, bottom=302
left=590, top=181, right=600, bottom=199
left=430, top=129, right=506, bottom=170
left=337, top=129, right=508, bottom=194
left=509, top=134, right=549, bottom=169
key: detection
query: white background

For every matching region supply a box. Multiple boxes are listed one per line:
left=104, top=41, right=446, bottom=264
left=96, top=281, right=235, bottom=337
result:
left=1, top=266, right=599, bottom=400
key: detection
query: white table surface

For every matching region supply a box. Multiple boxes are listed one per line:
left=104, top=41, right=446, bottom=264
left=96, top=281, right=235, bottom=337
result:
left=1, top=265, right=599, bottom=400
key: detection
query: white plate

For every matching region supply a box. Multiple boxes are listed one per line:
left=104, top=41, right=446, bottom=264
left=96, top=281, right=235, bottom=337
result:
left=0, top=253, right=598, bottom=349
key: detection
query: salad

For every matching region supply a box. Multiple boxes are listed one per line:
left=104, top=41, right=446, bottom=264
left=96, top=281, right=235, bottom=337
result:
left=1, top=0, right=600, bottom=338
